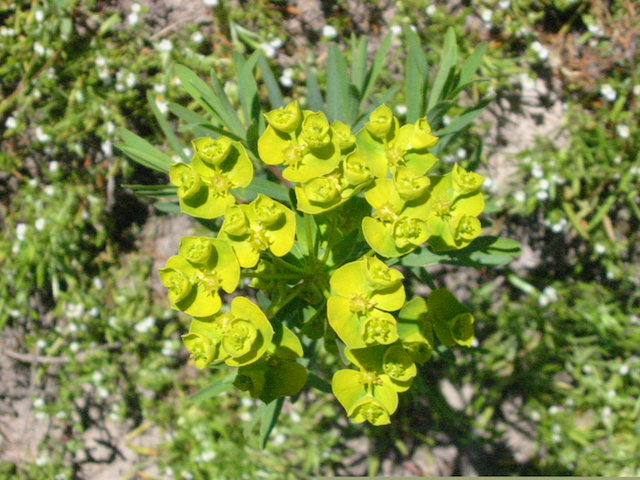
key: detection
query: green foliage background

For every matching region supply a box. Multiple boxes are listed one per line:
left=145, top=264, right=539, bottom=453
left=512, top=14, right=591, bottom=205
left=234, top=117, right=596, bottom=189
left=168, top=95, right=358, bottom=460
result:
left=1, top=0, right=639, bottom=478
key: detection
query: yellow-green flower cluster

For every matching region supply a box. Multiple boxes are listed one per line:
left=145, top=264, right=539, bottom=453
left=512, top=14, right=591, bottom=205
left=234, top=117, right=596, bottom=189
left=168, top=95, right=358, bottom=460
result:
left=169, top=136, right=253, bottom=219
left=329, top=260, right=476, bottom=425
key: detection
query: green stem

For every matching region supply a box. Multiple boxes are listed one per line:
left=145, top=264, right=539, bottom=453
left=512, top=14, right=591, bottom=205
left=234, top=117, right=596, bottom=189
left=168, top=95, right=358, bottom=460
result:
left=264, top=282, right=307, bottom=319
left=272, top=255, right=307, bottom=274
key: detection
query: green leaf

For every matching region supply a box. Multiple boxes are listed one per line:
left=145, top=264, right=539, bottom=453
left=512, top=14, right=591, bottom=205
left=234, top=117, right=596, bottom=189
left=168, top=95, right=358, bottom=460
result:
left=190, top=371, right=238, bottom=402
left=359, top=33, right=392, bottom=111
left=259, top=397, right=284, bottom=449
left=153, top=201, right=181, bottom=214
left=306, top=372, right=332, bottom=394
left=243, top=402, right=266, bottom=439
left=236, top=176, right=290, bottom=203
left=147, top=91, right=190, bottom=163
left=122, top=184, right=177, bottom=198
left=257, top=54, right=284, bottom=109
left=305, top=65, right=324, bottom=112
left=351, top=35, right=368, bottom=94
left=433, top=96, right=493, bottom=138
left=234, top=50, right=261, bottom=126
left=174, top=65, right=225, bottom=125
left=116, top=128, right=175, bottom=173
left=404, top=26, right=428, bottom=123
left=427, top=27, right=458, bottom=113
left=459, top=42, right=487, bottom=87
left=327, top=44, right=351, bottom=124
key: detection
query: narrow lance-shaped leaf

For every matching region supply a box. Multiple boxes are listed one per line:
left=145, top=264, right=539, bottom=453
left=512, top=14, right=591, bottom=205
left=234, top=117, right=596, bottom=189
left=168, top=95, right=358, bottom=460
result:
left=427, top=26, right=458, bottom=113
left=257, top=54, right=284, bottom=109
left=404, top=25, right=428, bottom=123
left=147, top=91, right=190, bottom=163
left=359, top=33, right=392, bottom=111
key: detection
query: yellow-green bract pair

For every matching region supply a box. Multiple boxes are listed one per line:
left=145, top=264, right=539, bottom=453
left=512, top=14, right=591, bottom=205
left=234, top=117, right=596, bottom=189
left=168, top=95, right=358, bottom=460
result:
left=328, top=256, right=475, bottom=425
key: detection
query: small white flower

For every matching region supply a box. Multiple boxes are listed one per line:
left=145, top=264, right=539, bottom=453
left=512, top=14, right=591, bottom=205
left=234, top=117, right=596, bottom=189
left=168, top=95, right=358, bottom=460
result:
left=125, top=72, right=137, bottom=88
left=483, top=177, right=494, bottom=189
left=550, top=218, right=567, bottom=233
left=131, top=2, right=142, bottom=12
left=480, top=9, right=493, bottom=23
left=269, top=37, right=283, bottom=49
left=633, top=84, right=640, bottom=96
left=33, top=397, right=45, bottom=408
left=104, top=121, right=116, bottom=136
left=48, top=161, right=60, bottom=174
left=619, top=364, right=629, bottom=376
left=200, top=450, right=217, bottom=462
left=28, top=178, right=39, bottom=188
left=67, top=322, right=78, bottom=333
left=92, top=371, right=103, bottom=383
left=587, top=23, right=604, bottom=37
left=394, top=104, right=407, bottom=116
left=607, top=389, right=616, bottom=398
left=531, top=162, right=544, bottom=178
left=95, top=56, right=107, bottom=67
left=87, top=306, right=99, bottom=318
left=183, top=147, right=192, bottom=158
left=601, top=406, right=612, bottom=418
left=322, top=25, right=338, bottom=39
left=594, top=243, right=606, bottom=254
left=156, top=100, right=169, bottom=114
left=5, top=116, right=17, bottom=129
left=530, top=410, right=541, bottom=421
left=36, top=339, right=47, bottom=349
left=157, top=39, right=173, bottom=52
left=272, top=433, right=285, bottom=445
left=616, top=124, right=630, bottom=139
left=101, top=140, right=113, bottom=157
left=442, top=115, right=451, bottom=125
left=33, top=41, right=45, bottom=55
left=409, top=25, right=417, bottom=32
left=56, top=410, right=67, bottom=419
left=35, top=218, right=46, bottom=231
left=519, top=72, right=536, bottom=90
left=290, top=411, right=301, bottom=423
left=135, top=316, right=156, bottom=333
left=498, top=0, right=511, bottom=8
left=548, top=405, right=560, bottom=414
left=0, top=27, right=16, bottom=36
left=582, top=364, right=592, bottom=374
left=153, top=83, right=167, bottom=94
left=537, top=178, right=550, bottom=190
left=606, top=270, right=615, bottom=279
left=390, top=25, right=402, bottom=36
left=44, top=185, right=55, bottom=196
left=191, top=31, right=204, bottom=44
left=514, top=190, right=526, bottom=202
left=127, top=12, right=139, bottom=26
left=456, top=148, right=467, bottom=159
left=35, top=126, right=51, bottom=142
left=203, top=0, right=218, bottom=5
left=16, top=223, right=27, bottom=241
left=259, top=42, right=276, bottom=59
left=35, top=455, right=48, bottom=466
left=97, top=387, right=109, bottom=399
left=551, top=173, right=565, bottom=184
left=98, top=67, right=110, bottom=81
left=535, top=190, right=549, bottom=201
left=279, top=75, right=293, bottom=88
left=66, top=303, right=84, bottom=319
left=542, top=286, right=559, bottom=303
left=425, top=5, right=437, bottom=15
left=600, top=83, right=617, bottom=101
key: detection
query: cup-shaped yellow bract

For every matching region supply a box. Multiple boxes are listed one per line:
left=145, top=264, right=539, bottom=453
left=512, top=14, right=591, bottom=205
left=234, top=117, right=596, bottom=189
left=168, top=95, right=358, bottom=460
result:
left=328, top=257, right=405, bottom=349
left=263, top=100, right=302, bottom=133
left=394, top=167, right=430, bottom=201
left=219, top=195, right=296, bottom=268
left=331, top=120, right=356, bottom=152
left=159, top=238, right=240, bottom=317
left=187, top=296, right=274, bottom=368
left=170, top=138, right=253, bottom=219
left=170, top=162, right=202, bottom=200
left=331, top=368, right=398, bottom=426
left=182, top=332, right=217, bottom=370
left=345, top=345, right=416, bottom=393
left=452, top=162, right=485, bottom=196
left=364, top=104, right=394, bottom=139
left=192, top=136, right=233, bottom=166
left=357, top=107, right=439, bottom=179
left=427, top=288, right=475, bottom=347
left=258, top=107, right=341, bottom=183
left=410, top=173, right=484, bottom=252
left=397, top=297, right=435, bottom=365
left=234, top=324, right=307, bottom=404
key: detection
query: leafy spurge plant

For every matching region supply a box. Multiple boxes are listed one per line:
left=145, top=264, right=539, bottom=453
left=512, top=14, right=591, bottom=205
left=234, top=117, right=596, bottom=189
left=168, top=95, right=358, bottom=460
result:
left=118, top=28, right=520, bottom=443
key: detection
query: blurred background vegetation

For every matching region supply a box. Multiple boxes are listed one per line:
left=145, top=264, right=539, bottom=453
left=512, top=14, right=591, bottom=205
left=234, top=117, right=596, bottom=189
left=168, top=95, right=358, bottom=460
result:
left=1, top=0, right=639, bottom=478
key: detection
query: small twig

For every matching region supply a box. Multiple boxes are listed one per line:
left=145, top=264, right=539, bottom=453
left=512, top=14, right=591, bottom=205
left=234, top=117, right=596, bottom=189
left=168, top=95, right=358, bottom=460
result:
left=4, top=350, right=70, bottom=364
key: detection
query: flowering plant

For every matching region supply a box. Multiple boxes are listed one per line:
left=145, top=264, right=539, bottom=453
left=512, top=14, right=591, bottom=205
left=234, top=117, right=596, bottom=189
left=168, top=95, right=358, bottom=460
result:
left=118, top=28, right=520, bottom=445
